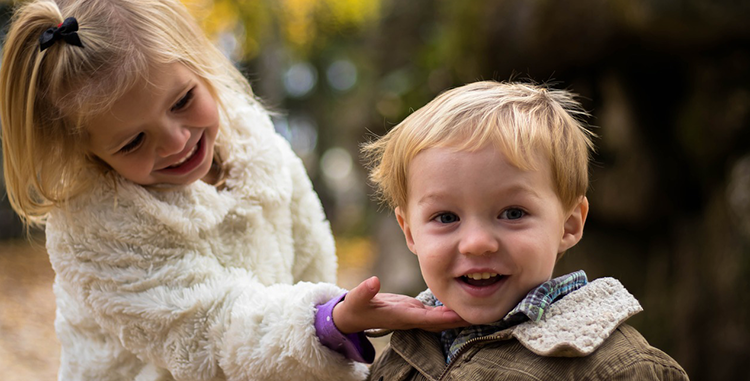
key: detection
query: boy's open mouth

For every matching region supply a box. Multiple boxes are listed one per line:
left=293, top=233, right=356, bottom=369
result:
left=459, top=273, right=504, bottom=287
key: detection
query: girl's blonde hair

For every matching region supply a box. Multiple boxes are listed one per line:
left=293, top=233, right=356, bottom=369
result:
left=1, top=0, right=256, bottom=227
left=362, top=81, right=595, bottom=213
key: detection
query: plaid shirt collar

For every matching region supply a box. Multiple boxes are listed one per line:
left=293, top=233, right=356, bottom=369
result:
left=437, top=270, right=588, bottom=363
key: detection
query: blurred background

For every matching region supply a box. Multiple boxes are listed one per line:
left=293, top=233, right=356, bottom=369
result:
left=1, top=0, right=749, bottom=380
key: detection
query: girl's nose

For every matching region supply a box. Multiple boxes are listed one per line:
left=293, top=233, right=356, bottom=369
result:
left=458, top=222, right=499, bottom=256
left=156, top=122, right=190, bottom=157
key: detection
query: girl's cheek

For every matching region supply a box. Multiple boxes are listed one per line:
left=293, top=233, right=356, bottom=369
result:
left=196, top=97, right=219, bottom=122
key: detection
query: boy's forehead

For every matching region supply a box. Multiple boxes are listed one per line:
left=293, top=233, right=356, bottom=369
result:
left=406, top=145, right=549, bottom=184
left=401, top=144, right=557, bottom=204
left=410, top=141, right=545, bottom=171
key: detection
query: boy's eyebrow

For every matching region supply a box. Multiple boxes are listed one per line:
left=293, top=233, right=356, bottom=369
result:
left=415, top=193, right=446, bottom=206
left=502, top=183, right=543, bottom=199
left=415, top=183, right=543, bottom=206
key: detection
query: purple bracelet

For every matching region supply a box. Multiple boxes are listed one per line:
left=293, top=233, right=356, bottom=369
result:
left=314, top=292, right=375, bottom=363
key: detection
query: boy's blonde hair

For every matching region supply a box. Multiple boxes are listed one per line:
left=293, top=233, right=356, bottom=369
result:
left=0, top=0, right=256, bottom=227
left=362, top=81, right=595, bottom=213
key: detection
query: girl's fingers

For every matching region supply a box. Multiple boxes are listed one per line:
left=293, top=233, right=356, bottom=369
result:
left=417, top=308, right=468, bottom=331
left=331, top=276, right=380, bottom=333
left=346, top=276, right=380, bottom=309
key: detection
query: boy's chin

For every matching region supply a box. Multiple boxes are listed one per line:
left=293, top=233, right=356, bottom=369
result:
left=455, top=308, right=510, bottom=326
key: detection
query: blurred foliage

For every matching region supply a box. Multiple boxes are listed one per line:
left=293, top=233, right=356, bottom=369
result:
left=182, top=0, right=381, bottom=59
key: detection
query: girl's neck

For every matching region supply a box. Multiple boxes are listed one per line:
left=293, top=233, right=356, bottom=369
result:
left=202, top=159, right=226, bottom=188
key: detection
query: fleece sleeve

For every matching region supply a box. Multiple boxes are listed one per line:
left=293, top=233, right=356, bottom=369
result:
left=45, top=183, right=367, bottom=381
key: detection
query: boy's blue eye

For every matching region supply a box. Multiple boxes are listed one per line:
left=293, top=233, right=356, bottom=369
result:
left=501, top=208, right=525, bottom=220
left=119, top=132, right=144, bottom=153
left=171, top=89, right=194, bottom=112
left=436, top=213, right=459, bottom=224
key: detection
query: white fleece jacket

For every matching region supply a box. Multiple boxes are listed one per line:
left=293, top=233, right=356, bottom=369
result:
left=45, top=96, right=367, bottom=381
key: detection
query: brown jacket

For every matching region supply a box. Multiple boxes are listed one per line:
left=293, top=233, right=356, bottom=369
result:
left=367, top=278, right=688, bottom=381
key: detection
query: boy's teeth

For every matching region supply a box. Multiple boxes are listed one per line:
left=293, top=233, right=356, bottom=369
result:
left=465, top=272, right=498, bottom=280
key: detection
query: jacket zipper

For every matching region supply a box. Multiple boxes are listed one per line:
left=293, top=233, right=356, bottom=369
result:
left=436, top=336, right=499, bottom=380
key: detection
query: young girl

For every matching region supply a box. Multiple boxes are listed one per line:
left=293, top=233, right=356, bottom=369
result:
left=0, top=1, right=464, bottom=380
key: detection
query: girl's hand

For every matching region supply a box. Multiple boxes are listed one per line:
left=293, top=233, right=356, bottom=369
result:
left=331, top=276, right=469, bottom=334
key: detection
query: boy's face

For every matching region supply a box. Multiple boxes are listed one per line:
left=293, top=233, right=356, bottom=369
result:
left=395, top=145, right=587, bottom=325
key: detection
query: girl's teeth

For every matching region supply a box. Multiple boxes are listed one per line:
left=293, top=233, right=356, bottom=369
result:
left=169, top=145, right=198, bottom=168
left=465, top=272, right=498, bottom=280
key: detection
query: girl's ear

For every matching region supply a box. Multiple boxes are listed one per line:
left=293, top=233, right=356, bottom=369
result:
left=558, top=196, right=589, bottom=253
left=395, top=207, right=417, bottom=255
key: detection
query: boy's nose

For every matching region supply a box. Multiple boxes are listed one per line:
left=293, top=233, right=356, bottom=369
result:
left=156, top=122, right=190, bottom=157
left=458, top=223, right=499, bottom=256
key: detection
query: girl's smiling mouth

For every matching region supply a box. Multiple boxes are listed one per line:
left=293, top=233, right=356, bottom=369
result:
left=157, top=133, right=206, bottom=174
left=167, top=143, right=198, bottom=168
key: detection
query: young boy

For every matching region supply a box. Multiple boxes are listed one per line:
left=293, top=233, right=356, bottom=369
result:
left=361, top=81, right=689, bottom=380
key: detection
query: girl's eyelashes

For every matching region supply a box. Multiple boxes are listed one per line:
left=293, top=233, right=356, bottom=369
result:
left=171, top=88, right=194, bottom=112
left=119, top=132, right=144, bottom=154
left=115, top=87, right=194, bottom=155
left=435, top=212, right=459, bottom=224
left=500, top=208, right=526, bottom=220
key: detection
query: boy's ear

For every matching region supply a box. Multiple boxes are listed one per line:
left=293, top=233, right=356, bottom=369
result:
left=395, top=207, right=417, bottom=254
left=558, top=196, right=589, bottom=253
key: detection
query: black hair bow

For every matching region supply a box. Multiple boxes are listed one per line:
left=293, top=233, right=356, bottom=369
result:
left=39, top=17, right=84, bottom=52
